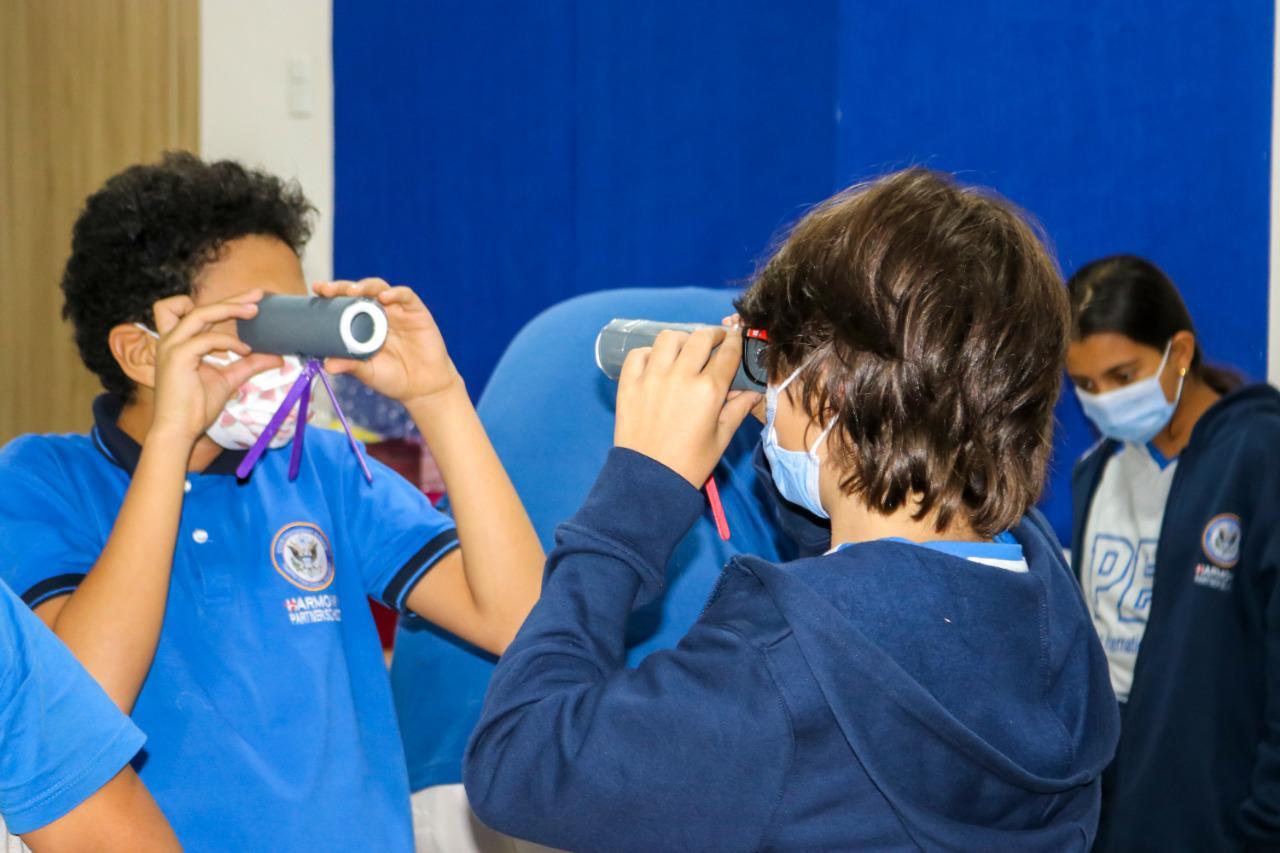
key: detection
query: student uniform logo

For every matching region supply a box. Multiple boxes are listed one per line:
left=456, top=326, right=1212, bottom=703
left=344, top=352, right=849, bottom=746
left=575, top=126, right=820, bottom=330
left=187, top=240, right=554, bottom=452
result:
left=1195, top=513, right=1241, bottom=592
left=1202, top=514, right=1241, bottom=567
left=272, top=522, right=335, bottom=591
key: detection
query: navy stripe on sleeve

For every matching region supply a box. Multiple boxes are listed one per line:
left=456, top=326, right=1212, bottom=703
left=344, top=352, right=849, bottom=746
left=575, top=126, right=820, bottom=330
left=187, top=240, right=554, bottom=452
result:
left=381, top=529, right=460, bottom=612
left=22, top=573, right=87, bottom=608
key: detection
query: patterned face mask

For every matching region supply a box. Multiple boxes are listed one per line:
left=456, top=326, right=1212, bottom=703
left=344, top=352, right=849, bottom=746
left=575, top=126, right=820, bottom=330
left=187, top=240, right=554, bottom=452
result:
left=201, top=351, right=316, bottom=451
left=133, top=323, right=315, bottom=451
left=135, top=324, right=372, bottom=483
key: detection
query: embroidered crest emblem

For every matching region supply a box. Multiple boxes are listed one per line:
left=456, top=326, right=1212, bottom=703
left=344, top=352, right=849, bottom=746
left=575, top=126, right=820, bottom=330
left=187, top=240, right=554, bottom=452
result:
left=272, top=523, right=335, bottom=591
left=1201, top=514, right=1241, bottom=569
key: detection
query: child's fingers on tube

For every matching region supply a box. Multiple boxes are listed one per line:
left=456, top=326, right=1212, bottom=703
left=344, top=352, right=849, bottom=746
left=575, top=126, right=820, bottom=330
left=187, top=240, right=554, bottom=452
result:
left=718, top=390, right=763, bottom=444
left=152, top=294, right=196, bottom=334
left=170, top=332, right=250, bottom=364
left=648, top=329, right=688, bottom=372
left=323, top=356, right=361, bottom=376
left=379, top=285, right=420, bottom=308
left=218, top=353, right=284, bottom=389
left=677, top=326, right=726, bottom=376
left=164, top=300, right=259, bottom=344
left=619, top=345, right=651, bottom=383
left=705, top=328, right=742, bottom=383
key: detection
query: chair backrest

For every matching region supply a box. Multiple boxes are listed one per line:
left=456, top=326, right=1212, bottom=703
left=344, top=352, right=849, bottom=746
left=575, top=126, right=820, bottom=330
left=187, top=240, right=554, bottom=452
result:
left=389, top=286, right=792, bottom=788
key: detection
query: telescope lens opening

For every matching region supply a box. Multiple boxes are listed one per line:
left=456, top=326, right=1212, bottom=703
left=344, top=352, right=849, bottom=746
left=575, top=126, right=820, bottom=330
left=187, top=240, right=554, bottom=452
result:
left=350, top=312, right=375, bottom=344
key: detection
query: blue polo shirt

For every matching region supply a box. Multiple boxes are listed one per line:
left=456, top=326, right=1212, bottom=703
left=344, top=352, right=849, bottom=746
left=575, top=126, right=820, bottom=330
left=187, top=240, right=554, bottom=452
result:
left=0, top=395, right=459, bottom=851
left=0, top=577, right=145, bottom=835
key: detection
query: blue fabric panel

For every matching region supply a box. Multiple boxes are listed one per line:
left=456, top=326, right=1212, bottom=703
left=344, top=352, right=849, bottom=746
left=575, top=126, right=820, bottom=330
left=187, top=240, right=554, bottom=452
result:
left=834, top=0, right=1273, bottom=539
left=335, top=0, right=1273, bottom=567
left=334, top=0, right=839, bottom=393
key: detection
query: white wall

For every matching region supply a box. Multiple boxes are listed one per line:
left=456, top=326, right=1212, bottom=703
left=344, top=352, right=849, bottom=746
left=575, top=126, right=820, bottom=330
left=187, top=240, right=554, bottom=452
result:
left=200, top=0, right=334, bottom=283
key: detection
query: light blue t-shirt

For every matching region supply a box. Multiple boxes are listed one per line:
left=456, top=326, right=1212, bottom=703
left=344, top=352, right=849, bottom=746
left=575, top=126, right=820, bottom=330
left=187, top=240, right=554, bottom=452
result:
left=0, top=577, right=144, bottom=834
left=0, top=396, right=459, bottom=851
left=832, top=534, right=1028, bottom=572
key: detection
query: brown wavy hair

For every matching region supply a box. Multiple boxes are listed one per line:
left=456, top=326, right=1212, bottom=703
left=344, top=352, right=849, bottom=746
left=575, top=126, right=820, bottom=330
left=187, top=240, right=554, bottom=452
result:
left=736, top=167, right=1069, bottom=537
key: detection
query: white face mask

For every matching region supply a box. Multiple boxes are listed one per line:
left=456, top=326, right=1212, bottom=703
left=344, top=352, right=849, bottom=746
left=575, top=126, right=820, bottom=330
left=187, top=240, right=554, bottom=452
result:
left=135, top=324, right=314, bottom=451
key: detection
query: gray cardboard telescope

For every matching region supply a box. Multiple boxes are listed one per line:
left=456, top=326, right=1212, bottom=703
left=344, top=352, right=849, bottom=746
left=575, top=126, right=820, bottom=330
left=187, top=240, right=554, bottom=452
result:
left=595, top=319, right=768, bottom=392
left=238, top=295, right=388, bottom=359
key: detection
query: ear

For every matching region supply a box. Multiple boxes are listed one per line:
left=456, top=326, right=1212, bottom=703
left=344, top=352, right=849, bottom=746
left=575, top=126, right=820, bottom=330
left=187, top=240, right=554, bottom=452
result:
left=107, top=323, right=158, bottom=391
left=1169, top=329, right=1197, bottom=377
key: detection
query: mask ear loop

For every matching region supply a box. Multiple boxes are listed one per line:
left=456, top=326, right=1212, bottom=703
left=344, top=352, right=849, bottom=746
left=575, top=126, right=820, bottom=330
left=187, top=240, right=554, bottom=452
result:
left=808, top=418, right=837, bottom=457
left=1161, top=339, right=1189, bottom=408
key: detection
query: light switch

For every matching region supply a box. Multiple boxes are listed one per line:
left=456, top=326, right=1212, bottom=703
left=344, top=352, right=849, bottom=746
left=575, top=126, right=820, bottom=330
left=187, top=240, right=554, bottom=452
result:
left=288, top=56, right=313, bottom=118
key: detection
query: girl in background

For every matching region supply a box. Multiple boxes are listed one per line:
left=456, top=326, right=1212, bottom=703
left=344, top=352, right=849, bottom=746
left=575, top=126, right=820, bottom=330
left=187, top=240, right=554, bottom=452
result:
left=1067, top=255, right=1280, bottom=851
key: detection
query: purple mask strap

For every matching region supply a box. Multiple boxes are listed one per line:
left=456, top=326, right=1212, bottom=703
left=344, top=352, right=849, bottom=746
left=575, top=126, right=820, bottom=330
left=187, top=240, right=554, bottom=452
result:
left=235, top=364, right=316, bottom=479
left=287, top=367, right=314, bottom=480
left=314, top=364, right=374, bottom=484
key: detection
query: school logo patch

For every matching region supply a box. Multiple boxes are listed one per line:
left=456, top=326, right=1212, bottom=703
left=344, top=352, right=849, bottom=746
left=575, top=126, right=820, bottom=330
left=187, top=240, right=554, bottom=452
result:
left=1201, top=514, right=1242, bottom=569
left=271, top=522, right=335, bottom=591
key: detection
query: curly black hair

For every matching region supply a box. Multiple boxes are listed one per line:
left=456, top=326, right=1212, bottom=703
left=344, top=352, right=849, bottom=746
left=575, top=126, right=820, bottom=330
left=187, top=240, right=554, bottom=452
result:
left=60, top=151, right=315, bottom=400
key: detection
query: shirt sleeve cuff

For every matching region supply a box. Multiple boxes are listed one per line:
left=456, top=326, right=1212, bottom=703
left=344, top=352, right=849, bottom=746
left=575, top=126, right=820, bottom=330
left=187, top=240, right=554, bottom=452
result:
left=380, top=529, right=461, bottom=612
left=21, top=573, right=87, bottom=609
left=1, top=722, right=145, bottom=835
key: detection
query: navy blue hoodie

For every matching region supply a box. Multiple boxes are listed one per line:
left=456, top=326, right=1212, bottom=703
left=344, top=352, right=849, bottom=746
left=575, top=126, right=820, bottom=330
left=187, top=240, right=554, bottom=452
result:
left=1072, top=384, right=1280, bottom=852
left=465, top=448, right=1120, bottom=851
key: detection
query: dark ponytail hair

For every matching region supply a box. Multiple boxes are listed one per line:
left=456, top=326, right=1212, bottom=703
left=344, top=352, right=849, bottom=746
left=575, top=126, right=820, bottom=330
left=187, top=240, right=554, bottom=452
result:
left=1066, top=254, right=1242, bottom=394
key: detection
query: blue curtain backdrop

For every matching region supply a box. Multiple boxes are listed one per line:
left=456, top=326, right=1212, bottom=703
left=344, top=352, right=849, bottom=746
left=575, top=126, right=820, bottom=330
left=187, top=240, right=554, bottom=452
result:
left=334, top=0, right=1273, bottom=541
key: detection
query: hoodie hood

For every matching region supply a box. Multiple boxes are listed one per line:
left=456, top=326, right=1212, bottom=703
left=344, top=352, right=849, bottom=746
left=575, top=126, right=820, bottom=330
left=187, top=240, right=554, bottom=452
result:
left=1185, top=382, right=1280, bottom=447
left=730, top=510, right=1119, bottom=850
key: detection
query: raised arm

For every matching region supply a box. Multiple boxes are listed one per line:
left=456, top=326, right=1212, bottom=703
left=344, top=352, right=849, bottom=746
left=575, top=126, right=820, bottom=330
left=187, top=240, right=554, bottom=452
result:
left=463, top=328, right=785, bottom=851
left=36, top=293, right=279, bottom=711
left=315, top=279, right=544, bottom=654
left=464, top=448, right=791, bottom=852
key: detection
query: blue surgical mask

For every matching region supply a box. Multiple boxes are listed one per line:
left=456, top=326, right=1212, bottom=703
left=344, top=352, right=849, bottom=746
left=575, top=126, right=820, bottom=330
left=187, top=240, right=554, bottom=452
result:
left=763, top=367, right=835, bottom=518
left=1075, top=341, right=1185, bottom=445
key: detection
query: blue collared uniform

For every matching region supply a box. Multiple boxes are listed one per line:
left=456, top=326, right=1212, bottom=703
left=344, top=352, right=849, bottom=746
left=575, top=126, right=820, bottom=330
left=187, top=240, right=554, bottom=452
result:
left=0, top=576, right=145, bottom=835
left=0, top=395, right=459, bottom=851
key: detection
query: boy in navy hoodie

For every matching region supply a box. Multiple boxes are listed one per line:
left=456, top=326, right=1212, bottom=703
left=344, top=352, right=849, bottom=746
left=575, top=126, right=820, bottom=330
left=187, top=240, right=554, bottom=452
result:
left=464, top=167, right=1120, bottom=851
